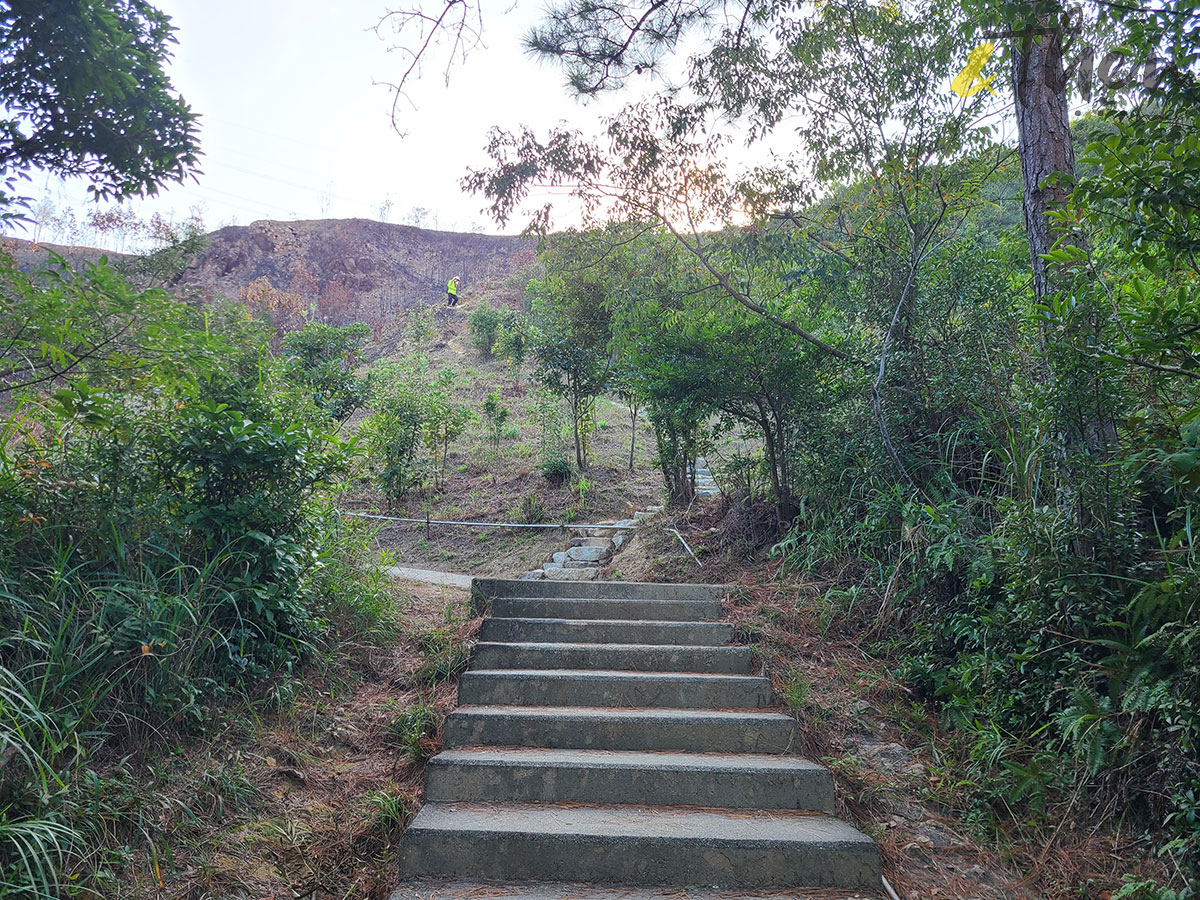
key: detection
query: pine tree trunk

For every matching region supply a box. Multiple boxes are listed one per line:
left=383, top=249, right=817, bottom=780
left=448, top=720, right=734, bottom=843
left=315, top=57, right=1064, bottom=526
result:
left=1010, top=15, right=1118, bottom=552
left=1011, top=20, right=1076, bottom=303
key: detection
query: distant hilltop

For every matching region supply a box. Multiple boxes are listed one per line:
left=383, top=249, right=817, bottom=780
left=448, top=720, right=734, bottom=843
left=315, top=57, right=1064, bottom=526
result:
left=5, top=217, right=536, bottom=326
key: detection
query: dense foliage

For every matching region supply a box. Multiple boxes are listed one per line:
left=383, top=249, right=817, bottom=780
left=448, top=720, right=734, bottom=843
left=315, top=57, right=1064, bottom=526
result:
left=0, top=1, right=200, bottom=212
left=501, top=0, right=1200, bottom=889
left=0, top=254, right=391, bottom=898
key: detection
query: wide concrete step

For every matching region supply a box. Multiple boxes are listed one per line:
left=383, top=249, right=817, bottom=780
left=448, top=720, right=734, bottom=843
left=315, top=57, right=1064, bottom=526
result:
left=444, top=706, right=796, bottom=753
left=470, top=641, right=753, bottom=674
left=458, top=670, right=773, bottom=709
left=425, top=748, right=835, bottom=811
left=391, top=879, right=882, bottom=900
left=474, top=578, right=727, bottom=602
left=399, top=802, right=881, bottom=889
left=490, top=597, right=723, bottom=621
left=479, top=617, right=733, bottom=646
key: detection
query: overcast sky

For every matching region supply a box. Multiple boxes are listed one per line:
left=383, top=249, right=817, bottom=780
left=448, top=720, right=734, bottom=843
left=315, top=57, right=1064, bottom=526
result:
left=26, top=0, right=632, bottom=242
left=20, top=1, right=1020, bottom=249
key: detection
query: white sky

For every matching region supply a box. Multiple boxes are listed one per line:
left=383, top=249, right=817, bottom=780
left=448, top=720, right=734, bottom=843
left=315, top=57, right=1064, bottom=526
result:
left=18, top=1, right=1024, bottom=249
left=27, top=0, right=633, bottom=241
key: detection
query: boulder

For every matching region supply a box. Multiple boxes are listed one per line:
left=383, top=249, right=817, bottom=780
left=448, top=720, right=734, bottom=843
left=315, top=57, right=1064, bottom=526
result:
left=567, top=545, right=611, bottom=563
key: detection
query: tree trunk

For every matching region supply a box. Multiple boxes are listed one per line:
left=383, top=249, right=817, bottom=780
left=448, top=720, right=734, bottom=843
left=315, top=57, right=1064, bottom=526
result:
left=628, top=400, right=638, bottom=470
left=570, top=387, right=586, bottom=471
left=1011, top=18, right=1076, bottom=303
left=1011, top=14, right=1118, bottom=553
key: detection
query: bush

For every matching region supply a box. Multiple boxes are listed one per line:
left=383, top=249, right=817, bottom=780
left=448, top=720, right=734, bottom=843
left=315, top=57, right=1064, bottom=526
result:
left=493, top=310, right=528, bottom=367
left=540, top=457, right=571, bottom=486
left=0, top=256, right=394, bottom=897
left=281, top=321, right=371, bottom=421
left=468, top=303, right=503, bottom=356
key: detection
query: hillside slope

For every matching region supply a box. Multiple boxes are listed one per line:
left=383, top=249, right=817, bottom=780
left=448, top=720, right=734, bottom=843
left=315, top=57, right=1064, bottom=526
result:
left=4, top=218, right=536, bottom=326
left=183, top=218, right=534, bottom=323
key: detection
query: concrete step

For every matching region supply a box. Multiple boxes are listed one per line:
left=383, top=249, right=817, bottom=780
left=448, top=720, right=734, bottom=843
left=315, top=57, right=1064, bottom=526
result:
left=425, top=748, right=835, bottom=812
left=458, top=670, right=773, bottom=709
left=490, top=597, right=723, bottom=622
left=479, top=617, right=733, bottom=646
left=391, top=879, right=882, bottom=900
left=399, top=802, right=881, bottom=889
left=542, top=566, right=598, bottom=581
left=444, top=706, right=797, bottom=753
left=473, top=578, right=726, bottom=602
left=469, top=641, right=753, bottom=674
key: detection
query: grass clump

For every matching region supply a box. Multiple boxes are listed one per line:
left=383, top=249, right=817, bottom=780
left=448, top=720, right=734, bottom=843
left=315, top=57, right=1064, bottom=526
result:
left=410, top=627, right=471, bottom=688
left=385, top=695, right=439, bottom=763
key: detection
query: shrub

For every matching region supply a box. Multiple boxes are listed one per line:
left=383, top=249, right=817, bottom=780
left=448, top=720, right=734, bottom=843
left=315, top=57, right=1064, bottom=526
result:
left=493, top=310, right=528, bottom=368
left=281, top=321, right=371, bottom=421
left=512, top=493, right=546, bottom=524
left=482, top=390, right=510, bottom=455
left=540, top=457, right=571, bottom=486
left=468, top=303, right=503, bottom=356
left=0, top=255, right=394, bottom=897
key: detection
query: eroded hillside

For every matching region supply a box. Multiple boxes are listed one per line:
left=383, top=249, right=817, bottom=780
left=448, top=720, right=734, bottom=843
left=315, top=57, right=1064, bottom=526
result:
left=4, top=217, right=536, bottom=328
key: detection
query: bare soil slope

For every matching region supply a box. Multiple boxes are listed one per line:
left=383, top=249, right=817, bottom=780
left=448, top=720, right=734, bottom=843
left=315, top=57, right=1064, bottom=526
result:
left=4, top=218, right=536, bottom=327
left=183, top=219, right=534, bottom=323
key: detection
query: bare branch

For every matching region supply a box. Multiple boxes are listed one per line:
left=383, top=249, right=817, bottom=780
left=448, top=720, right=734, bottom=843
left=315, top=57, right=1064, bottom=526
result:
left=374, top=0, right=487, bottom=130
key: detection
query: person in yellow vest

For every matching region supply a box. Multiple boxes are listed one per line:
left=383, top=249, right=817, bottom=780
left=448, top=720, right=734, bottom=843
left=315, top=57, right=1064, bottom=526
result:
left=446, top=275, right=461, bottom=307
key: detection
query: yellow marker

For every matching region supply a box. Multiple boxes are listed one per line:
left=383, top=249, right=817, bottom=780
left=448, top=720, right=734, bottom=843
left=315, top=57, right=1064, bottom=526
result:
left=952, top=42, right=999, bottom=97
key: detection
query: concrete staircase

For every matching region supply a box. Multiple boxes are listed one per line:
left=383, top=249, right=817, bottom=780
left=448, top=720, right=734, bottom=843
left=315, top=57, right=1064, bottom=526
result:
left=396, top=578, right=881, bottom=892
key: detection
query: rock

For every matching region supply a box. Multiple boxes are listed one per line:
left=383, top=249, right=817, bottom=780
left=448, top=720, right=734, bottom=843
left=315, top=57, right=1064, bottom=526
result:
left=518, top=570, right=545, bottom=580
left=542, top=562, right=564, bottom=572
left=552, top=551, right=569, bottom=564
left=858, top=740, right=919, bottom=775
left=563, top=560, right=597, bottom=569
left=612, top=533, right=627, bottom=549
left=914, top=821, right=956, bottom=848
left=614, top=518, right=638, bottom=528
left=543, top=566, right=598, bottom=580
left=645, top=505, right=664, bottom=513
left=889, top=800, right=928, bottom=822
left=567, top=545, right=611, bottom=562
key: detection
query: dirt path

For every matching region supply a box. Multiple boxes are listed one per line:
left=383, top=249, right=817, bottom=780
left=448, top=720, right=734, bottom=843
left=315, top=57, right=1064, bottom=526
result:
left=386, top=566, right=473, bottom=588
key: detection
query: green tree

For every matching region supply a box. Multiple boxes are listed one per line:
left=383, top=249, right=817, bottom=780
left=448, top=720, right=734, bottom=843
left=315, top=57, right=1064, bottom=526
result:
left=493, top=309, right=529, bottom=372
left=421, top=366, right=471, bottom=489
left=0, top=0, right=200, bottom=213
left=363, top=358, right=429, bottom=505
left=0, top=249, right=225, bottom=394
left=527, top=232, right=614, bottom=471
left=281, top=321, right=371, bottom=422
left=482, top=389, right=510, bottom=456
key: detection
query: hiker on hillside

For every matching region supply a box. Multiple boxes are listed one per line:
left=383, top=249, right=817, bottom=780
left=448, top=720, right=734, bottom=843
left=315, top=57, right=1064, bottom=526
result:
left=446, top=275, right=461, bottom=307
